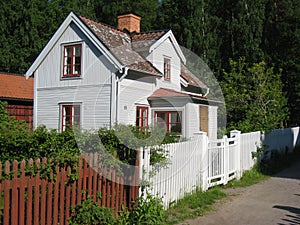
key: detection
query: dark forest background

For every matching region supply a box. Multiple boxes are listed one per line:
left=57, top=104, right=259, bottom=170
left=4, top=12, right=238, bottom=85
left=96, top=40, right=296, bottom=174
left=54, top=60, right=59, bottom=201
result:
left=0, top=0, right=299, bottom=131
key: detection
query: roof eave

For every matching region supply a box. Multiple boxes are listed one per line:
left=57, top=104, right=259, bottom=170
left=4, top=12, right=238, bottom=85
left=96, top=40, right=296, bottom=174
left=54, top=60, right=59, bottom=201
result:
left=26, top=12, right=124, bottom=78
left=149, top=30, right=186, bottom=64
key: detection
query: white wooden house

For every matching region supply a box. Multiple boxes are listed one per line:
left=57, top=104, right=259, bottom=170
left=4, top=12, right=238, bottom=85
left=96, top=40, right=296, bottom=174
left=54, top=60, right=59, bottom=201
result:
left=26, top=12, right=218, bottom=139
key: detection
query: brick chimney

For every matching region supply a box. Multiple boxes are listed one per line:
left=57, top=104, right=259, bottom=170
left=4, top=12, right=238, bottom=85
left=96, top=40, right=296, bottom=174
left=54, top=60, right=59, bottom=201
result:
left=117, top=13, right=141, bottom=33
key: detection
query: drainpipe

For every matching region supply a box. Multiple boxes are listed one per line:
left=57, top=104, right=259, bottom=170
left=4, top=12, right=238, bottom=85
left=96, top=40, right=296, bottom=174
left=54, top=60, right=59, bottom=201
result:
left=204, top=87, right=210, bottom=97
left=115, top=67, right=128, bottom=123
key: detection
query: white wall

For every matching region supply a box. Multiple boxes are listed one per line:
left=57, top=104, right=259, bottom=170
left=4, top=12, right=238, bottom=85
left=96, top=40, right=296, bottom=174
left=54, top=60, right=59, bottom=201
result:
left=35, top=22, right=117, bottom=130
left=208, top=105, right=218, bottom=139
left=36, top=84, right=111, bottom=130
left=185, top=103, right=199, bottom=138
left=118, top=75, right=156, bottom=125
left=36, top=23, right=116, bottom=89
left=147, top=38, right=181, bottom=91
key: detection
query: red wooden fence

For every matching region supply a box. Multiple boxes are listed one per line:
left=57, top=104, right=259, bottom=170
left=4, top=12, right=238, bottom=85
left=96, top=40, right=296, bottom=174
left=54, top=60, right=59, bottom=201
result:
left=0, top=153, right=139, bottom=225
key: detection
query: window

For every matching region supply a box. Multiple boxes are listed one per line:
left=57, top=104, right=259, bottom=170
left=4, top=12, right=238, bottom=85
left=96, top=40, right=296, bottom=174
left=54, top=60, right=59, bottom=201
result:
left=63, top=44, right=82, bottom=77
left=136, top=106, right=148, bottom=132
left=61, top=104, right=81, bottom=131
left=155, top=111, right=182, bottom=134
left=163, top=58, right=171, bottom=80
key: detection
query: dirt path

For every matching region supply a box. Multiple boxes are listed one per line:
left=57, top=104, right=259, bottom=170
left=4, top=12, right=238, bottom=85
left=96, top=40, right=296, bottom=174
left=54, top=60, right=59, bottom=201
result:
left=178, top=161, right=300, bottom=225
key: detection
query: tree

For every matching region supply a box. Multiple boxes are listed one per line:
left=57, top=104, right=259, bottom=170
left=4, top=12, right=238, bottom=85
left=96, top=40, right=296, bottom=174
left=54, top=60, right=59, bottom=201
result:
left=222, top=58, right=289, bottom=132
left=262, top=0, right=300, bottom=126
left=158, top=0, right=223, bottom=78
left=94, top=0, right=159, bottom=32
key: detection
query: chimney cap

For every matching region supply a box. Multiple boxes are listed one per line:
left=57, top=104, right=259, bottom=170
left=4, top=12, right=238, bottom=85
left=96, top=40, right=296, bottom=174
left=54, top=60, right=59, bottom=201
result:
left=117, top=12, right=142, bottom=18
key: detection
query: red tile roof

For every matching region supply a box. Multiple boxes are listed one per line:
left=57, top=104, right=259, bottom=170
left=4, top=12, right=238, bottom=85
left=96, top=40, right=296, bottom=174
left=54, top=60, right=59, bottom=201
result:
left=148, top=88, right=191, bottom=98
left=148, top=88, right=208, bottom=100
left=79, top=15, right=162, bottom=76
left=0, top=72, right=33, bottom=100
left=78, top=15, right=207, bottom=89
left=181, top=63, right=208, bottom=89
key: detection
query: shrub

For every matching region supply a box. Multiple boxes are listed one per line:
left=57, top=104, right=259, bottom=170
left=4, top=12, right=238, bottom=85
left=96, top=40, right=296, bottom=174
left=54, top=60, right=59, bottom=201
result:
left=126, top=192, right=164, bottom=225
left=68, top=197, right=117, bottom=225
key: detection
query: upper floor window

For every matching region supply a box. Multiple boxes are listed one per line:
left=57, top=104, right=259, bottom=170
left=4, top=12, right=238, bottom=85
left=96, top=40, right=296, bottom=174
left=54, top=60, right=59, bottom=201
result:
left=63, top=44, right=82, bottom=77
left=61, top=104, right=81, bottom=131
left=136, top=106, right=148, bottom=132
left=164, top=58, right=171, bottom=80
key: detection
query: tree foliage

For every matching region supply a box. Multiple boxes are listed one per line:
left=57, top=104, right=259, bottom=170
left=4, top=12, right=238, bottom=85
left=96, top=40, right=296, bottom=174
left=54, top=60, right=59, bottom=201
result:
left=222, top=58, right=289, bottom=132
left=0, top=0, right=299, bottom=129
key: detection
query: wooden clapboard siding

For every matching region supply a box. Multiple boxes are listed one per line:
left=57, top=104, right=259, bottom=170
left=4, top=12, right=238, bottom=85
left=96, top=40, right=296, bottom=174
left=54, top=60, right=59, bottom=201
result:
left=148, top=37, right=181, bottom=91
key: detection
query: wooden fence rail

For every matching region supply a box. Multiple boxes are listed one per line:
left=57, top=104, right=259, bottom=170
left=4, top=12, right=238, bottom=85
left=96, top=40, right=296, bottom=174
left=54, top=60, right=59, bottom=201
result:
left=0, top=153, right=139, bottom=225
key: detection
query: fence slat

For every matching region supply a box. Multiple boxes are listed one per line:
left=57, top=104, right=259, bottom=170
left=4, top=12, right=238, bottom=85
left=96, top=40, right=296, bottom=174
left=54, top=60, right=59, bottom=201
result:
left=34, top=158, right=41, bottom=225
left=0, top=152, right=140, bottom=224
left=19, top=160, right=26, bottom=225
left=53, top=166, right=60, bottom=225
left=12, top=160, right=19, bottom=225
left=65, top=166, right=71, bottom=225
left=59, top=165, right=66, bottom=225
left=26, top=159, right=34, bottom=225
left=4, top=161, right=10, bottom=225
left=47, top=181, right=53, bottom=225
left=40, top=158, right=47, bottom=225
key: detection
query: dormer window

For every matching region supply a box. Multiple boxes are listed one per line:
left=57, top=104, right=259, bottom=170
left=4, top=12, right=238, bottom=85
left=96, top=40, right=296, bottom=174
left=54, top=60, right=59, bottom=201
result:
left=63, top=44, right=82, bottom=77
left=164, top=58, right=171, bottom=80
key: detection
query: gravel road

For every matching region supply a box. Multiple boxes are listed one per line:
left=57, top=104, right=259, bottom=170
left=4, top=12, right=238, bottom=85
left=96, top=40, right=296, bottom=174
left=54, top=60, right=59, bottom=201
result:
left=178, top=161, right=300, bottom=225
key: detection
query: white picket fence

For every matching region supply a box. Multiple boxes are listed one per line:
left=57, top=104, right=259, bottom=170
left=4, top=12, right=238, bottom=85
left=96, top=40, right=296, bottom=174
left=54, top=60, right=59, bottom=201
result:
left=139, top=127, right=300, bottom=208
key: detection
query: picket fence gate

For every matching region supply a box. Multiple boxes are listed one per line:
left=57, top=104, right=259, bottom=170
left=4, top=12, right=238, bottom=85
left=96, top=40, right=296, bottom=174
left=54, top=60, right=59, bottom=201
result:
left=139, top=130, right=263, bottom=207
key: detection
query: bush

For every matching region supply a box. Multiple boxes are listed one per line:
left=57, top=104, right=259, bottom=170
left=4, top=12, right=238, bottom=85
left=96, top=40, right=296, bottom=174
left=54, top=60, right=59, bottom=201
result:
left=68, top=197, right=117, bottom=225
left=126, top=192, right=164, bottom=225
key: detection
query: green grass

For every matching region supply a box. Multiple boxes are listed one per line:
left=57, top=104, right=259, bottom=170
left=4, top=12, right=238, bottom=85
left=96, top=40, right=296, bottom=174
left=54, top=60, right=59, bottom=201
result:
left=163, top=187, right=227, bottom=225
left=224, top=164, right=269, bottom=188
left=163, top=165, right=269, bottom=225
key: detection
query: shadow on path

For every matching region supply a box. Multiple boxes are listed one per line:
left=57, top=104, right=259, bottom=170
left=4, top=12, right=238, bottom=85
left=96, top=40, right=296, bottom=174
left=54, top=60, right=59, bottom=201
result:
left=274, top=205, right=300, bottom=225
left=272, top=160, right=300, bottom=180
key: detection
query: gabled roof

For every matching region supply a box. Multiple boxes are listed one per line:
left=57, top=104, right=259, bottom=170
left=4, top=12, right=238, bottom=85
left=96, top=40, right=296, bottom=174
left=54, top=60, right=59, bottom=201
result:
left=131, top=30, right=168, bottom=52
left=180, top=63, right=208, bottom=90
left=79, top=15, right=162, bottom=76
left=26, top=12, right=207, bottom=91
left=26, top=12, right=124, bottom=78
left=0, top=72, right=33, bottom=100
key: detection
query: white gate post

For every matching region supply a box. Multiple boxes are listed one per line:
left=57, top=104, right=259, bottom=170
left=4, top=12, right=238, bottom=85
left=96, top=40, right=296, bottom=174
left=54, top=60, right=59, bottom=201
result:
left=193, top=131, right=209, bottom=191
left=230, top=130, right=242, bottom=179
left=223, top=135, right=229, bottom=185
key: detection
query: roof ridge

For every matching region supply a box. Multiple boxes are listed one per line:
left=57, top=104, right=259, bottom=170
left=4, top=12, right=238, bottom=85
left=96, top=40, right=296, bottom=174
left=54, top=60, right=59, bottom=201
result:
left=78, top=14, right=127, bottom=34
left=133, top=29, right=169, bottom=35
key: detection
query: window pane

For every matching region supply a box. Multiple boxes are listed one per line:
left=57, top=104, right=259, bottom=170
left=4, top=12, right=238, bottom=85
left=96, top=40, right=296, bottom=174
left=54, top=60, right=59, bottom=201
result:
left=170, top=123, right=181, bottom=133
left=136, top=107, right=148, bottom=131
left=63, top=44, right=81, bottom=77
left=74, top=64, right=81, bottom=74
left=142, top=118, right=147, bottom=127
left=63, top=106, right=72, bottom=130
left=170, top=112, right=181, bottom=123
left=156, top=113, right=166, bottom=122
left=74, top=106, right=80, bottom=126
left=65, top=47, right=71, bottom=57
left=75, top=45, right=81, bottom=55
